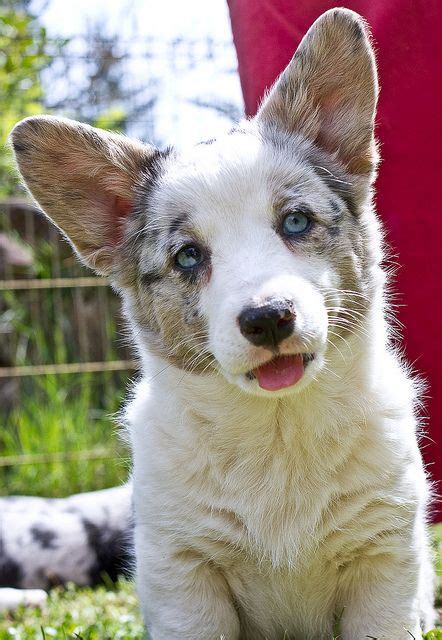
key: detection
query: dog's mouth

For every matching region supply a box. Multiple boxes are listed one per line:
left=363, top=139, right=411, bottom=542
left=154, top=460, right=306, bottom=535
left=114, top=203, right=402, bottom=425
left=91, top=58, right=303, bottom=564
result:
left=247, top=353, right=315, bottom=391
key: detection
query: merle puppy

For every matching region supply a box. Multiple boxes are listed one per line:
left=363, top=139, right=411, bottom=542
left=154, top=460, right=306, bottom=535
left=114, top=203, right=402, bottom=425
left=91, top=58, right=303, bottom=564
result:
left=10, top=8, right=435, bottom=639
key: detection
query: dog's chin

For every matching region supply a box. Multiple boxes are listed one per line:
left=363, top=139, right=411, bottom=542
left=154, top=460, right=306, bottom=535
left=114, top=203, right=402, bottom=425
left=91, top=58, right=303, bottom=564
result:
left=221, top=352, right=324, bottom=398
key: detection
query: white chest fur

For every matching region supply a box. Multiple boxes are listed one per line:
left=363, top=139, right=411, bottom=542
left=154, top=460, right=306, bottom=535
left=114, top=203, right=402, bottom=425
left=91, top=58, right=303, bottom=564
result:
left=127, top=339, right=431, bottom=639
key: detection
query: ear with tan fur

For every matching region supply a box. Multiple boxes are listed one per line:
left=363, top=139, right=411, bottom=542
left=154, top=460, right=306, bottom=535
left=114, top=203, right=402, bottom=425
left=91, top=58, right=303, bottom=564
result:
left=256, top=8, right=378, bottom=177
left=10, top=116, right=160, bottom=275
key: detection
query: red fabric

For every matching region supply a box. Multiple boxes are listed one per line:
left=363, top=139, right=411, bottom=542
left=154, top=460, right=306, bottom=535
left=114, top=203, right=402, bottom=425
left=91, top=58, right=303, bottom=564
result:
left=228, top=0, right=442, bottom=516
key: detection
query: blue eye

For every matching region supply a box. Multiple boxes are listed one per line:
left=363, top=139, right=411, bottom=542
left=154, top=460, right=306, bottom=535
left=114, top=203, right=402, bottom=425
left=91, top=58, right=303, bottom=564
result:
left=175, top=244, right=204, bottom=270
left=282, top=211, right=311, bottom=236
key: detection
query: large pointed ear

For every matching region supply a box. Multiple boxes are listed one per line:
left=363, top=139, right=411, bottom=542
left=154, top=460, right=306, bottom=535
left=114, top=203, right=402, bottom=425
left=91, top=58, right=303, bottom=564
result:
left=256, top=8, right=378, bottom=177
left=10, top=116, right=161, bottom=275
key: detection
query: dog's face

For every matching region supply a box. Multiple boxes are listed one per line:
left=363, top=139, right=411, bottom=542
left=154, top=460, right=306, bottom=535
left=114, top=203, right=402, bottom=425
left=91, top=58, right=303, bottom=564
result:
left=11, top=9, right=380, bottom=397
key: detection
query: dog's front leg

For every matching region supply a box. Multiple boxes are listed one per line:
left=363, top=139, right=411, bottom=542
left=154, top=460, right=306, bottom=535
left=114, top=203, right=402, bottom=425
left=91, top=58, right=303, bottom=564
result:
left=136, top=541, right=241, bottom=640
left=337, top=555, right=424, bottom=640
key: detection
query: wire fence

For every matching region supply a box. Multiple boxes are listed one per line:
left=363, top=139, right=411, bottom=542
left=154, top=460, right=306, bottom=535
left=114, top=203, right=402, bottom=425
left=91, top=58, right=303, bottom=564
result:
left=0, top=198, right=133, bottom=373
left=0, top=447, right=114, bottom=468
left=40, top=35, right=243, bottom=147
left=0, top=30, right=241, bottom=487
left=0, top=198, right=134, bottom=477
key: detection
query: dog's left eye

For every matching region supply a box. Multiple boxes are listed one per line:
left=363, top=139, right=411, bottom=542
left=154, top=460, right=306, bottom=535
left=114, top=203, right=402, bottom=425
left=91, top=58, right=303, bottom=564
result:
left=282, top=211, right=311, bottom=236
left=175, top=244, right=204, bottom=270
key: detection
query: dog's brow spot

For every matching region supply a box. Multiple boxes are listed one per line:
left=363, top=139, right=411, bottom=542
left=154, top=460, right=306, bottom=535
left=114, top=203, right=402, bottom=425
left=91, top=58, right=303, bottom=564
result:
left=295, top=203, right=314, bottom=217
left=329, top=200, right=342, bottom=216
left=148, top=226, right=161, bottom=241
left=169, top=214, right=188, bottom=235
left=330, top=203, right=343, bottom=228
left=309, top=161, right=359, bottom=217
left=138, top=147, right=173, bottom=202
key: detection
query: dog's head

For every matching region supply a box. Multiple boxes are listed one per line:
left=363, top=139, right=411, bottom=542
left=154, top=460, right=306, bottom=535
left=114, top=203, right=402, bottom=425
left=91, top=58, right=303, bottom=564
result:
left=11, top=9, right=381, bottom=397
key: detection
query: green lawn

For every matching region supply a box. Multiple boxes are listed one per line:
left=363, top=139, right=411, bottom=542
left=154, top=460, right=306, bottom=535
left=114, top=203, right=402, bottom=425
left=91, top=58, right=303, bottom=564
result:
left=0, top=581, right=143, bottom=640
left=0, top=373, right=130, bottom=498
left=1, top=525, right=441, bottom=640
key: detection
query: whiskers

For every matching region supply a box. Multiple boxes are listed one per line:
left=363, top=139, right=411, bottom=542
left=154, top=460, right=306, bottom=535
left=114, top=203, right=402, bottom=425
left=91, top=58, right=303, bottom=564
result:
left=323, top=288, right=371, bottom=362
left=168, top=328, right=215, bottom=376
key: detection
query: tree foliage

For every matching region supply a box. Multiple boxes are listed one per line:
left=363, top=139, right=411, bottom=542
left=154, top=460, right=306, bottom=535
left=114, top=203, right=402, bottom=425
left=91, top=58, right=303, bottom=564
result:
left=0, top=3, right=51, bottom=196
left=0, top=5, right=134, bottom=196
left=46, top=23, right=157, bottom=140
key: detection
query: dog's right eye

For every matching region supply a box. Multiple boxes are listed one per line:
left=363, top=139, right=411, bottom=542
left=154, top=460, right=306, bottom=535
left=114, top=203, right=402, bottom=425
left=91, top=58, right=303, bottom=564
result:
left=175, top=244, right=204, bottom=270
left=281, top=211, right=311, bottom=236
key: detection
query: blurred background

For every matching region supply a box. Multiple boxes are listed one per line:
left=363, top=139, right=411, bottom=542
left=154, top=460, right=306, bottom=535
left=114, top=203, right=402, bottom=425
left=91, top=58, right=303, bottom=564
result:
left=0, top=0, right=243, bottom=499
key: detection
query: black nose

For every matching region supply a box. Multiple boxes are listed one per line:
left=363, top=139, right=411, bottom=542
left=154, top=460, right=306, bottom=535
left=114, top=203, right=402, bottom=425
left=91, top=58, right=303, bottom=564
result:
left=238, top=301, right=295, bottom=348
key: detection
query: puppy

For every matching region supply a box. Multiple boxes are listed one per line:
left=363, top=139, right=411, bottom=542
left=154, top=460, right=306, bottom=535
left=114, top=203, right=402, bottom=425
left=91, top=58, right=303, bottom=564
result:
left=0, top=485, right=132, bottom=591
left=11, top=8, right=435, bottom=639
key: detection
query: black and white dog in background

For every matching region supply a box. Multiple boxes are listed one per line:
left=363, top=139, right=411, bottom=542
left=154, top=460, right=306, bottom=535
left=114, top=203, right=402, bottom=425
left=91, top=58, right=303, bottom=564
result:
left=0, top=485, right=132, bottom=611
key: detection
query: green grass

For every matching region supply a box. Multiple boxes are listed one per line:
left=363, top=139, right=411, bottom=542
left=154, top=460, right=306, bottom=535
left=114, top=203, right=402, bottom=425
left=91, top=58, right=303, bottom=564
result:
left=0, top=581, right=144, bottom=640
left=0, top=373, right=130, bottom=497
left=0, top=527, right=441, bottom=640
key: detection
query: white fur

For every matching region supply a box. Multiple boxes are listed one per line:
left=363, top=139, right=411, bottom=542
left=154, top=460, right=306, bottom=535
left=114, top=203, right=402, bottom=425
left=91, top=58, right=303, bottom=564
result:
left=128, top=329, right=434, bottom=638
left=125, top=132, right=435, bottom=639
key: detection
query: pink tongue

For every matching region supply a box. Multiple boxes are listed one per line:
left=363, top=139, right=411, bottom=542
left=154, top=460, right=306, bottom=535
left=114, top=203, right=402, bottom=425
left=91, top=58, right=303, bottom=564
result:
left=253, top=355, right=304, bottom=391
